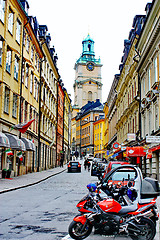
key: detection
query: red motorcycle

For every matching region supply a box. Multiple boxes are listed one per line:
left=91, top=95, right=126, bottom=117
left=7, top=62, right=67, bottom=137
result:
left=68, top=165, right=159, bottom=240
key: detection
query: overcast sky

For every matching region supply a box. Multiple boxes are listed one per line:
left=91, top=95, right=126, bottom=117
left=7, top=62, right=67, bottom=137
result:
left=27, top=0, right=149, bottom=103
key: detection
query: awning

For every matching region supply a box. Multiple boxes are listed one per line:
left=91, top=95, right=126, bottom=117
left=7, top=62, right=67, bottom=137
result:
left=21, top=138, right=35, bottom=151
left=0, top=132, right=10, bottom=148
left=149, top=144, right=160, bottom=152
left=5, top=133, right=26, bottom=151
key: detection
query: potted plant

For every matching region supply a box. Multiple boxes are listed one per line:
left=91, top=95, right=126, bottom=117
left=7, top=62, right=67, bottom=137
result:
left=6, top=169, right=11, bottom=178
left=2, top=169, right=7, bottom=178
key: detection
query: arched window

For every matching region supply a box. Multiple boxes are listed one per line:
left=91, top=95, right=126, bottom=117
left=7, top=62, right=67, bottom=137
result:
left=88, top=91, right=92, bottom=101
left=88, top=44, right=91, bottom=52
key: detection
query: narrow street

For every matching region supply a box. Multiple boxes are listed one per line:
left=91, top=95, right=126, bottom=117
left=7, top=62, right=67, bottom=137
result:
left=0, top=159, right=159, bottom=240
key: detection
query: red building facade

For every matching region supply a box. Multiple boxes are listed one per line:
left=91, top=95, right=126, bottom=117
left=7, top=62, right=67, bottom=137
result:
left=56, top=81, right=64, bottom=166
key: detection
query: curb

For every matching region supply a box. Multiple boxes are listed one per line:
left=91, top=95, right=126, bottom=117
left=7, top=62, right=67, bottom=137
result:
left=0, top=168, right=66, bottom=194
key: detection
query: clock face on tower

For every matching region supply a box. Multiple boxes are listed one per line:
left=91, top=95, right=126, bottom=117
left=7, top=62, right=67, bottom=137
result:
left=86, top=62, right=94, bottom=71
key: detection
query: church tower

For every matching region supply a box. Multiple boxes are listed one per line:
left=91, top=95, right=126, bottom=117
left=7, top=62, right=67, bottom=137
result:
left=73, top=34, right=103, bottom=108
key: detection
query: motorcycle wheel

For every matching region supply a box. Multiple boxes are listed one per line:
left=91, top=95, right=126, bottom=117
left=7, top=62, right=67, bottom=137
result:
left=128, top=217, right=156, bottom=240
left=68, top=220, right=93, bottom=239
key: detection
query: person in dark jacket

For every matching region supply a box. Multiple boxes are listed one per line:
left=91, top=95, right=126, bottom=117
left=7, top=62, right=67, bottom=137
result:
left=60, top=153, right=64, bottom=167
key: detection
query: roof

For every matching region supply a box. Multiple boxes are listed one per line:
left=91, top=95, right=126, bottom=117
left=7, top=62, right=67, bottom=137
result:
left=82, top=34, right=94, bottom=43
left=76, top=99, right=104, bottom=119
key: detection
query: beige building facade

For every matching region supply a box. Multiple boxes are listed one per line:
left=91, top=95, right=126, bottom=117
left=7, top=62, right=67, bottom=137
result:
left=136, top=0, right=160, bottom=179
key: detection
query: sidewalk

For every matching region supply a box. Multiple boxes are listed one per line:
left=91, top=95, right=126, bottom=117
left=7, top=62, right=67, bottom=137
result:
left=0, top=165, right=67, bottom=194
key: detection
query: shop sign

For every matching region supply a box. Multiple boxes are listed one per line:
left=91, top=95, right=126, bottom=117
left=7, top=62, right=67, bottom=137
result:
left=126, top=146, right=146, bottom=157
left=127, top=133, right=136, bottom=141
left=146, top=136, right=160, bottom=143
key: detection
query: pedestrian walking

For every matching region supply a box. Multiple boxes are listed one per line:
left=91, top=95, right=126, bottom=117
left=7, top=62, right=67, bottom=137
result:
left=60, top=153, right=64, bottom=167
left=87, top=161, right=91, bottom=171
left=84, top=159, right=88, bottom=170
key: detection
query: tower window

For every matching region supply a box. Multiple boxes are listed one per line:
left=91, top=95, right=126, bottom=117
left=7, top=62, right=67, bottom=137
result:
left=88, top=91, right=92, bottom=101
left=88, top=44, right=91, bottom=52
left=89, top=81, right=91, bottom=84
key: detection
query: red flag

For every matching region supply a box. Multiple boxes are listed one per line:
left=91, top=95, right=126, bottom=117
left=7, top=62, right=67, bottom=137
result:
left=11, top=119, right=35, bottom=133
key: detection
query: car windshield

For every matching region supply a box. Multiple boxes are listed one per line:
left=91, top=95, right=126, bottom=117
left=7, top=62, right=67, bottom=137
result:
left=104, top=168, right=137, bottom=183
left=111, top=163, right=123, bottom=169
left=71, top=162, right=78, bottom=166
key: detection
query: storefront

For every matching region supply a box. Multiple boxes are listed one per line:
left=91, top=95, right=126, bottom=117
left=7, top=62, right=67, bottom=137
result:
left=0, top=132, right=36, bottom=177
left=0, top=132, right=10, bottom=171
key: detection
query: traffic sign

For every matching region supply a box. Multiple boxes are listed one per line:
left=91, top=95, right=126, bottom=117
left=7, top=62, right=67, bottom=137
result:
left=113, top=142, right=120, bottom=149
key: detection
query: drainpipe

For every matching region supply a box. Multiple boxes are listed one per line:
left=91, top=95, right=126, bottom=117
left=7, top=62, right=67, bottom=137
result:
left=55, top=81, right=59, bottom=167
left=37, top=59, right=42, bottom=172
left=62, top=91, right=65, bottom=162
left=18, top=19, right=29, bottom=175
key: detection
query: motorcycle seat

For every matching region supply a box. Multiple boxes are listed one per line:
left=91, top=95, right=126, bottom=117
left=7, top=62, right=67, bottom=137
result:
left=118, top=203, right=138, bottom=214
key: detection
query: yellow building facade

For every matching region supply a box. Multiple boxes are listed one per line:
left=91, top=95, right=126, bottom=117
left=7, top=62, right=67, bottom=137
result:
left=116, top=16, right=145, bottom=147
left=39, top=26, right=59, bottom=170
left=103, top=102, right=109, bottom=158
left=93, top=118, right=105, bottom=158
left=0, top=0, right=44, bottom=177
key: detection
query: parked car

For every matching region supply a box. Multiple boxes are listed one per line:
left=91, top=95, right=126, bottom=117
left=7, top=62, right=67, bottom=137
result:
left=91, top=159, right=108, bottom=177
left=103, top=160, right=129, bottom=179
left=85, top=153, right=94, bottom=161
left=68, top=161, right=81, bottom=173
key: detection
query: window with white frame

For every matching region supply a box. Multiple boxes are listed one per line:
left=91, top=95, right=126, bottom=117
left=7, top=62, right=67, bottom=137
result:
left=6, top=47, right=12, bottom=73
left=34, top=78, right=37, bottom=99
left=0, top=39, right=3, bottom=65
left=142, top=76, right=145, bottom=98
left=8, top=8, right=14, bottom=34
left=97, top=133, right=99, bottom=140
left=0, top=0, right=5, bottom=23
left=149, top=109, right=152, bottom=134
left=148, top=67, right=151, bottom=90
left=25, top=64, right=29, bottom=88
left=22, top=61, right=25, bottom=83
left=12, top=93, right=17, bottom=118
left=31, top=47, right=34, bottom=61
left=16, top=19, right=21, bottom=43
left=30, top=72, right=33, bottom=93
left=155, top=104, right=159, bottom=130
left=35, top=53, right=37, bottom=68
left=88, top=91, right=92, bottom=101
left=36, top=82, right=39, bottom=101
left=14, top=55, right=19, bottom=80
left=4, top=87, right=10, bottom=113
left=154, top=56, right=158, bottom=83
left=26, top=36, right=30, bottom=52
left=100, top=132, right=102, bottom=140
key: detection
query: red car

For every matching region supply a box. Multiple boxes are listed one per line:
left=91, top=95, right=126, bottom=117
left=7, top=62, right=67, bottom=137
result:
left=103, top=160, right=129, bottom=179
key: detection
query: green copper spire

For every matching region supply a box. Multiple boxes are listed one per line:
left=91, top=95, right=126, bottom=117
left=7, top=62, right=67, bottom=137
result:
left=76, top=34, right=101, bottom=64
left=82, top=34, right=95, bottom=57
